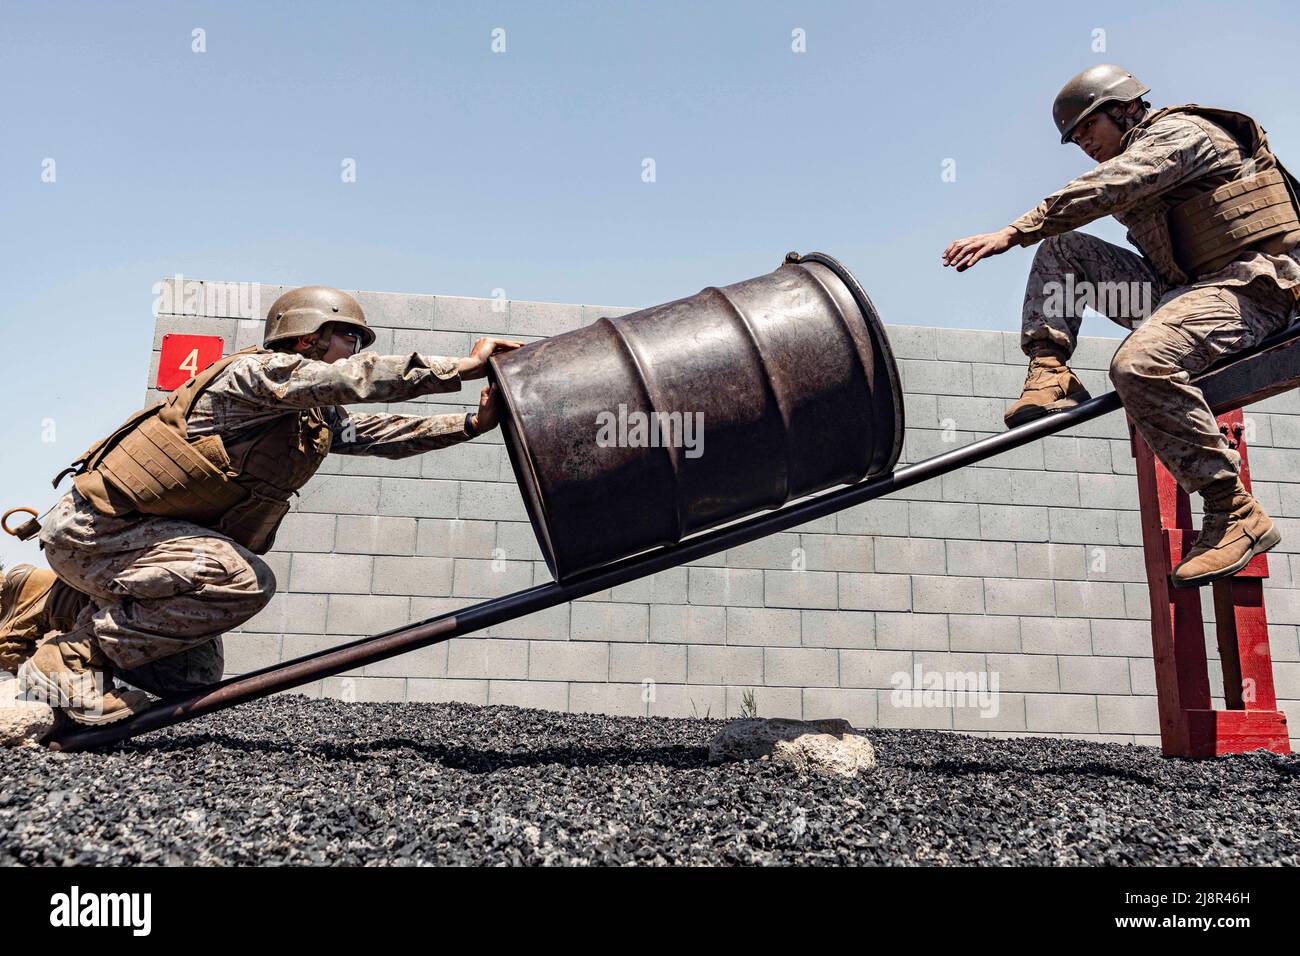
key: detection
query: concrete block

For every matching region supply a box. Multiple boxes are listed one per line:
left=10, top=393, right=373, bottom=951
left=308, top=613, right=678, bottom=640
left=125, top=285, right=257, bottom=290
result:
left=1015, top=542, right=1086, bottom=580
left=688, top=567, right=764, bottom=607
left=874, top=537, right=946, bottom=575
left=764, top=647, right=838, bottom=687
left=800, top=609, right=875, bottom=648
left=249, top=593, right=328, bottom=635
left=839, top=573, right=912, bottom=612
left=913, top=575, right=984, bottom=614
left=725, top=607, right=801, bottom=646
left=1010, top=470, right=1080, bottom=507
left=882, top=324, right=937, bottom=359
left=1048, top=507, right=1119, bottom=544
left=646, top=683, right=726, bottom=719
left=721, top=533, right=803, bottom=569
left=335, top=515, right=417, bottom=555
left=946, top=540, right=1017, bottom=577
left=798, top=534, right=875, bottom=572
left=377, top=477, right=460, bottom=518
left=1025, top=693, right=1099, bottom=733
left=609, top=643, right=687, bottom=683
left=372, top=556, right=455, bottom=596
left=801, top=687, right=877, bottom=727
left=1020, top=617, right=1091, bottom=655
left=840, top=649, right=913, bottom=688
left=391, top=328, right=473, bottom=355
left=1096, top=695, right=1160, bottom=735
left=985, top=653, right=1059, bottom=692
left=447, top=634, right=527, bottom=681
left=953, top=692, right=1026, bottom=731
left=971, top=362, right=1025, bottom=399
left=457, top=482, right=529, bottom=522
left=288, top=553, right=373, bottom=594
left=909, top=501, right=981, bottom=539
left=1059, top=655, right=1131, bottom=694
left=949, top=615, right=1020, bottom=653
left=509, top=299, right=585, bottom=337
left=325, top=594, right=411, bottom=635
left=875, top=691, right=953, bottom=729
left=433, top=294, right=511, bottom=335
left=764, top=570, right=839, bottom=609
left=1055, top=580, right=1127, bottom=618
left=452, top=558, right=535, bottom=598
left=569, top=682, right=650, bottom=717
left=687, top=645, right=764, bottom=685
left=875, top=612, right=949, bottom=650
left=980, top=504, right=1049, bottom=542
left=420, top=441, right=504, bottom=482
left=295, top=475, right=381, bottom=515
left=726, top=686, right=802, bottom=719
left=837, top=499, right=909, bottom=536
left=984, top=577, right=1056, bottom=617
left=899, top=358, right=972, bottom=395
left=526, top=641, right=607, bottom=682
left=222, top=633, right=283, bottom=674
left=571, top=602, right=649, bottom=643
left=1077, top=473, right=1140, bottom=512
left=937, top=328, right=1005, bottom=364
left=1042, top=436, right=1115, bottom=474
left=416, top=518, right=499, bottom=558
left=651, top=605, right=727, bottom=644
left=941, top=467, right=1016, bottom=504
left=272, top=512, right=336, bottom=553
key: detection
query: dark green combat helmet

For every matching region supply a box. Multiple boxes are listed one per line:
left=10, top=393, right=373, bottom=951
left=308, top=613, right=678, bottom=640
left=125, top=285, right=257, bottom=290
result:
left=1053, top=64, right=1150, bottom=144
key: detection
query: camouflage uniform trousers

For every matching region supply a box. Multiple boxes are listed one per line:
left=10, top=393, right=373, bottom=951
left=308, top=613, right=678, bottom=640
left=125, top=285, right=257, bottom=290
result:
left=36, top=489, right=276, bottom=697
left=1020, top=230, right=1300, bottom=494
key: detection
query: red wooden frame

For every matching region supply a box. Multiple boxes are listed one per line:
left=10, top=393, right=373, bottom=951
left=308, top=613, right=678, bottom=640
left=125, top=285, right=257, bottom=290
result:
left=1131, top=407, right=1291, bottom=757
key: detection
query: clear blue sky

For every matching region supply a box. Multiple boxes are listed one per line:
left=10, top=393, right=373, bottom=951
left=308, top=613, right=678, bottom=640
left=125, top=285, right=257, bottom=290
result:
left=2, top=0, right=1296, bottom=568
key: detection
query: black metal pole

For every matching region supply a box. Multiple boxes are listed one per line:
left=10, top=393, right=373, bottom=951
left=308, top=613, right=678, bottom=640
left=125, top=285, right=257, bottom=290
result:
left=48, top=321, right=1300, bottom=751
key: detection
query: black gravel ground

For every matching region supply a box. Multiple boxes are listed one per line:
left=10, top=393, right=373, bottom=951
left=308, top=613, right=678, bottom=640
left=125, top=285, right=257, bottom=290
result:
left=1, top=695, right=1297, bottom=866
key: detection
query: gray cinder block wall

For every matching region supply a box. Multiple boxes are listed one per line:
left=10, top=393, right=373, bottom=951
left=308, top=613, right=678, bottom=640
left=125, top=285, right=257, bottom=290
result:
left=147, top=277, right=1300, bottom=748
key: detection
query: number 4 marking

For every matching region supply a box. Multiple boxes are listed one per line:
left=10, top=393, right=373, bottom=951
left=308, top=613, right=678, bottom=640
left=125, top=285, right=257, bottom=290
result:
left=178, top=348, right=200, bottom=378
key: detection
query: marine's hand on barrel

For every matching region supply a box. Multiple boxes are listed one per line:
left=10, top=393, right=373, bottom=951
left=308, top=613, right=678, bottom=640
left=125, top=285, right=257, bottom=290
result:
left=471, top=383, right=502, bottom=433
left=458, top=337, right=525, bottom=379
left=942, top=226, right=1019, bottom=272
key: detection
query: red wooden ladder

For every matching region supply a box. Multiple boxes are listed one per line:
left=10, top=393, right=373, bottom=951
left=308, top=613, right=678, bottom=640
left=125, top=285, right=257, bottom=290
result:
left=1131, top=407, right=1291, bottom=757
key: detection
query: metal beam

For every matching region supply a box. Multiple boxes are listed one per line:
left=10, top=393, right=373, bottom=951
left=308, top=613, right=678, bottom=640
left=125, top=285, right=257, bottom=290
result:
left=48, top=321, right=1300, bottom=751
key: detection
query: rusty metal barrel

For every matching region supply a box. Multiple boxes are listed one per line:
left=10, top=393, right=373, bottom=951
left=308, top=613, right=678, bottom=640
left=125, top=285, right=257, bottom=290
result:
left=489, top=251, right=905, bottom=581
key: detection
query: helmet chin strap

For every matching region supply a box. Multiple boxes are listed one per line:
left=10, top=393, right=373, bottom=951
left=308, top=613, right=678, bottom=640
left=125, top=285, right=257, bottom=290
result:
left=1105, top=100, right=1149, bottom=134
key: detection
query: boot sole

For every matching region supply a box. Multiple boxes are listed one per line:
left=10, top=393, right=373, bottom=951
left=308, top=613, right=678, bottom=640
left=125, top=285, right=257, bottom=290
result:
left=15, top=659, right=143, bottom=726
left=1004, top=395, right=1090, bottom=430
left=1171, top=524, right=1283, bottom=589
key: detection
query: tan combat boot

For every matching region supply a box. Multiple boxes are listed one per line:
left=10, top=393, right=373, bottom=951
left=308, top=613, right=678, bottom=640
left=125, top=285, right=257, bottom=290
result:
left=17, top=630, right=151, bottom=725
left=1004, top=353, right=1092, bottom=429
left=0, top=564, right=46, bottom=674
left=1172, top=478, right=1282, bottom=589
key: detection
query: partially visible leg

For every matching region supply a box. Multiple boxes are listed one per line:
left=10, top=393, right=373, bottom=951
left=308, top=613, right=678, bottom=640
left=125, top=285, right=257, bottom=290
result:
left=0, top=565, right=90, bottom=674
left=1008, top=231, right=1164, bottom=428
left=1110, top=278, right=1298, bottom=586
left=1021, top=230, right=1163, bottom=358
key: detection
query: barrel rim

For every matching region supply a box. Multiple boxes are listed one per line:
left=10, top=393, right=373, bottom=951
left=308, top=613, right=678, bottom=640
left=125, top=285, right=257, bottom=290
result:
left=489, top=354, right=561, bottom=579
left=786, top=250, right=906, bottom=474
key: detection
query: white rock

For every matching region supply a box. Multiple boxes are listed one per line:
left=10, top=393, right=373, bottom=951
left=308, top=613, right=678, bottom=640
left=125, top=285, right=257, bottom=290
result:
left=708, top=717, right=876, bottom=778
left=0, top=677, right=55, bottom=747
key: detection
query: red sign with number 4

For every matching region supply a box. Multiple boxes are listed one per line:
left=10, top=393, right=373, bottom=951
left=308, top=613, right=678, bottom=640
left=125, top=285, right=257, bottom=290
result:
left=157, top=334, right=225, bottom=390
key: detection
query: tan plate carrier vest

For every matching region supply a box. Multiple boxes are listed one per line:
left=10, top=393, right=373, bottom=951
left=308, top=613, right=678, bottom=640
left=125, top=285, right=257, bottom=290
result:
left=59, top=347, right=332, bottom=554
left=1120, top=104, right=1300, bottom=286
